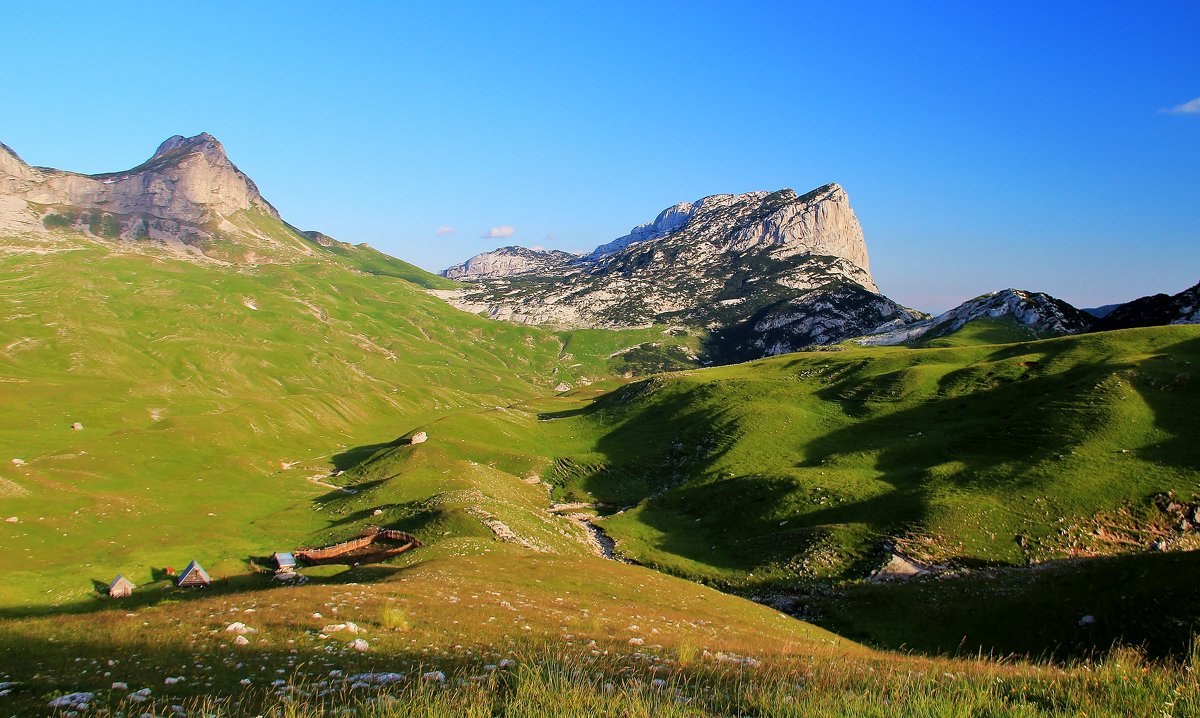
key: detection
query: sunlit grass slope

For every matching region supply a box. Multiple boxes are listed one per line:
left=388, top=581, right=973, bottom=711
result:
left=539, top=327, right=1200, bottom=589
left=0, top=241, right=679, bottom=609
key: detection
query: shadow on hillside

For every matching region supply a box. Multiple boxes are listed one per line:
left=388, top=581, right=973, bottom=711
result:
left=330, top=438, right=406, bottom=472
left=807, top=549, right=1200, bottom=661
left=1123, top=335, right=1200, bottom=474
left=567, top=332, right=1200, bottom=582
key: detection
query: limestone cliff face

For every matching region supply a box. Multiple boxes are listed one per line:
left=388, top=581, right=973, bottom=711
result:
left=0, top=133, right=313, bottom=260
left=439, top=184, right=920, bottom=361
left=447, top=184, right=873, bottom=285
left=1, top=134, right=275, bottom=227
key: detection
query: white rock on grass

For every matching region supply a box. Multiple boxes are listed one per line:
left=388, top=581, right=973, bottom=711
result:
left=111, top=681, right=128, bottom=690
left=234, top=635, right=250, bottom=646
left=421, top=671, right=445, bottom=682
left=225, top=622, right=257, bottom=634
left=350, top=638, right=369, bottom=652
left=48, top=692, right=94, bottom=709
left=348, top=672, right=404, bottom=685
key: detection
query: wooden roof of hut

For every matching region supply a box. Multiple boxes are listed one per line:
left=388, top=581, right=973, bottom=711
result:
left=108, top=574, right=135, bottom=597
left=177, top=560, right=211, bottom=587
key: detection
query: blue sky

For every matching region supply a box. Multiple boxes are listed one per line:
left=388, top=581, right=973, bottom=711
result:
left=2, top=1, right=1197, bottom=312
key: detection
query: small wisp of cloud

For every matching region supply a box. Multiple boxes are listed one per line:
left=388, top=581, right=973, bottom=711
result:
left=483, top=226, right=515, bottom=239
left=436, top=225, right=456, bottom=236
left=1161, top=96, right=1200, bottom=115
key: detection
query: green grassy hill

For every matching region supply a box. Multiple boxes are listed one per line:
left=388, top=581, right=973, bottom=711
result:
left=527, top=327, right=1200, bottom=590
left=0, top=235, right=692, bottom=609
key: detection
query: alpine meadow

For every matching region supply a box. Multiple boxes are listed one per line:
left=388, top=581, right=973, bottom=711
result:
left=2, top=4, right=1199, bottom=717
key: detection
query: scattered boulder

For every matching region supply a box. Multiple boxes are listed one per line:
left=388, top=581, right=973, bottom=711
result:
left=421, top=671, right=445, bottom=682
left=1078, top=615, right=1097, bottom=627
left=224, top=622, right=257, bottom=634
left=233, top=635, right=250, bottom=646
left=71, top=422, right=83, bottom=431
left=10, top=458, right=24, bottom=466
left=554, top=382, right=571, bottom=392
left=47, top=692, right=94, bottom=710
left=870, top=552, right=931, bottom=582
left=350, top=638, right=369, bottom=652
left=4, top=516, right=17, bottom=523
left=410, top=431, right=428, bottom=445
left=348, top=672, right=405, bottom=685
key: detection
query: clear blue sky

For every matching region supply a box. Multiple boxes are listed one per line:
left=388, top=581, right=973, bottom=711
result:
left=2, top=1, right=1197, bottom=312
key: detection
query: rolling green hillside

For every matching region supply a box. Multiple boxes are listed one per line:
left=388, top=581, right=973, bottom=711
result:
left=297, top=325, right=1199, bottom=598
left=538, top=327, right=1200, bottom=590
left=0, top=237, right=690, bottom=609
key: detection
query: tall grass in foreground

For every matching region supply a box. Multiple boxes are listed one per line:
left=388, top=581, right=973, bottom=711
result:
left=65, top=645, right=1199, bottom=718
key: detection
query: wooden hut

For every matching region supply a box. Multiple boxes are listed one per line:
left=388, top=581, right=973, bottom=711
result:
left=272, top=552, right=297, bottom=572
left=176, top=560, right=211, bottom=588
left=108, top=574, right=135, bottom=598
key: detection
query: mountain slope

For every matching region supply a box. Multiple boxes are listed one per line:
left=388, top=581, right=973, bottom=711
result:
left=859, top=289, right=1097, bottom=346
left=439, top=185, right=924, bottom=362
left=1097, top=280, right=1200, bottom=330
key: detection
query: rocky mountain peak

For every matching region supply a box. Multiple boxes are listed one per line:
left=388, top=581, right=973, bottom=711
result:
left=0, top=133, right=282, bottom=247
left=152, top=132, right=225, bottom=159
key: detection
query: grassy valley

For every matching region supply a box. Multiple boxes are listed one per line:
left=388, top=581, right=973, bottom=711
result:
left=1, top=229, right=1198, bottom=716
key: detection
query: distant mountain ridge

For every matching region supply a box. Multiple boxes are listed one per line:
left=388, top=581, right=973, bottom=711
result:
left=439, top=184, right=923, bottom=362
left=1097, top=282, right=1200, bottom=329
left=859, top=282, right=1200, bottom=347
left=860, top=289, right=1098, bottom=345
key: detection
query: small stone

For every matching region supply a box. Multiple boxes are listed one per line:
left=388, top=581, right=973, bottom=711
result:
left=234, top=635, right=249, bottom=646
left=4, top=516, right=17, bottom=524
left=350, top=638, right=369, bottom=652
left=1078, top=615, right=1097, bottom=626
left=421, top=671, right=445, bottom=682
left=410, top=431, right=428, bottom=445
left=71, top=422, right=83, bottom=431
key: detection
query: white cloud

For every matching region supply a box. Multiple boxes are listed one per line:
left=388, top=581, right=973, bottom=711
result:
left=1162, top=96, right=1200, bottom=114
left=482, top=226, right=516, bottom=239
left=436, top=225, right=456, bottom=235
